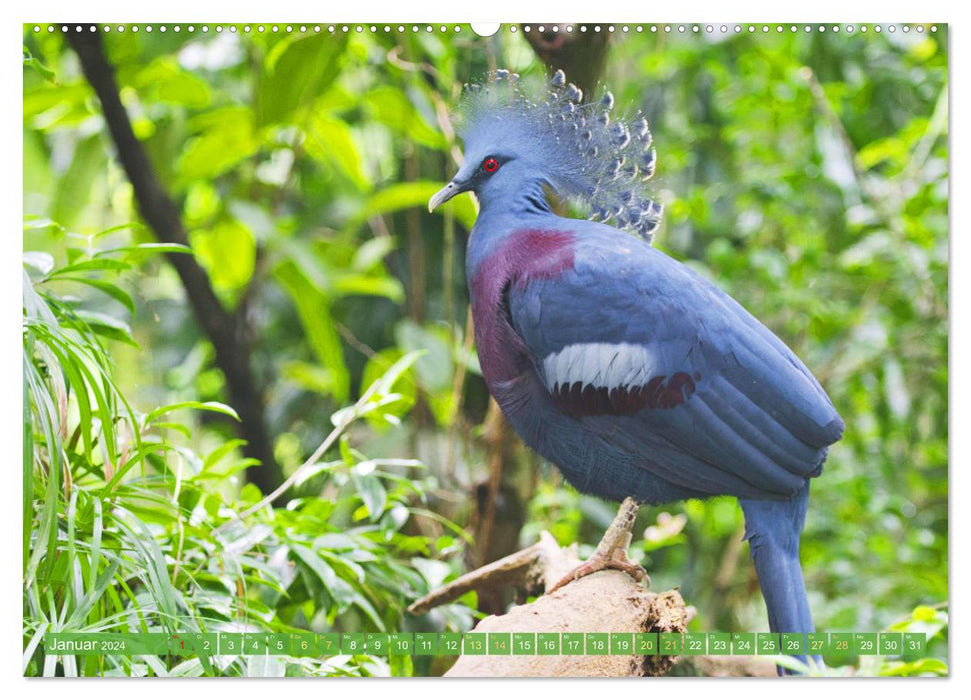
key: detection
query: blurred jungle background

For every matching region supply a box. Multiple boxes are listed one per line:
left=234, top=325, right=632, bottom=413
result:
left=22, top=23, right=948, bottom=677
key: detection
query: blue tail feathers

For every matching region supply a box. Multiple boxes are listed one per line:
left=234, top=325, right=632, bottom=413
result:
left=740, top=482, right=822, bottom=675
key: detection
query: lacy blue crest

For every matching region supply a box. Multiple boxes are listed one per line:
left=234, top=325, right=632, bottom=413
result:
left=457, top=69, right=663, bottom=241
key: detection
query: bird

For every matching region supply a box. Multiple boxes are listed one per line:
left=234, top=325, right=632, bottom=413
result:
left=428, top=69, right=844, bottom=674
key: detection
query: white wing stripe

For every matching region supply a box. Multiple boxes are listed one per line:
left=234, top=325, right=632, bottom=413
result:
left=541, top=342, right=657, bottom=393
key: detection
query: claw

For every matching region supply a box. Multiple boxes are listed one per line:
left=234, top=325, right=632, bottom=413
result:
left=548, top=549, right=650, bottom=594
left=547, top=496, right=648, bottom=595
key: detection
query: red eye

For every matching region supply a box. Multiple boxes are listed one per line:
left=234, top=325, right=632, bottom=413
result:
left=483, top=157, right=499, bottom=173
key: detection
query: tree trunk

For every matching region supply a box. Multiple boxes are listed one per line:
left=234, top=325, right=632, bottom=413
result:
left=523, top=24, right=611, bottom=99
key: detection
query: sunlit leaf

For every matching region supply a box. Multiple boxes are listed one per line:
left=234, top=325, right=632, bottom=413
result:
left=257, top=34, right=347, bottom=126
left=275, top=260, right=349, bottom=402
left=52, top=136, right=105, bottom=228
left=306, top=114, right=370, bottom=191
left=180, top=107, right=259, bottom=182
left=362, top=85, right=447, bottom=150
left=132, top=57, right=212, bottom=109
left=188, top=219, right=256, bottom=299
left=145, top=400, right=240, bottom=424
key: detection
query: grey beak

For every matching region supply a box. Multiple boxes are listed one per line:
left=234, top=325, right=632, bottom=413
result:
left=428, top=181, right=462, bottom=212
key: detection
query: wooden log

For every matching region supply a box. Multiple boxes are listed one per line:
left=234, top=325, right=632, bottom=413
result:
left=410, top=531, right=688, bottom=676
left=445, top=572, right=687, bottom=677
left=411, top=531, right=775, bottom=677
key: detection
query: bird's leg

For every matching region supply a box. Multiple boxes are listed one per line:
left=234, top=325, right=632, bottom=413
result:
left=548, top=497, right=649, bottom=593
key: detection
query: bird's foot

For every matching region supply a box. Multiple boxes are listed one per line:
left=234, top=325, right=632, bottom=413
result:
left=546, top=497, right=648, bottom=594
left=548, top=548, right=649, bottom=594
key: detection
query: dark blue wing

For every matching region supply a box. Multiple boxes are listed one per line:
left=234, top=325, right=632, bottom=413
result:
left=508, top=227, right=844, bottom=499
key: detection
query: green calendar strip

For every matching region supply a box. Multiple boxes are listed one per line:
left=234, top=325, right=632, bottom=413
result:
left=43, top=631, right=927, bottom=658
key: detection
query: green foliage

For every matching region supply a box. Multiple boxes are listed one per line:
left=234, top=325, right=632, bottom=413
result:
left=877, top=605, right=949, bottom=677
left=22, top=230, right=470, bottom=677
left=23, top=25, right=947, bottom=677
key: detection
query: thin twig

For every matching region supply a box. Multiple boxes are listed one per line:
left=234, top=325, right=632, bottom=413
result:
left=211, top=378, right=394, bottom=533
left=905, top=83, right=948, bottom=183
left=408, top=531, right=575, bottom=615
left=476, top=399, right=506, bottom=565
left=214, top=413, right=352, bottom=533
left=444, top=306, right=475, bottom=480
left=800, top=66, right=904, bottom=237
left=336, top=322, right=377, bottom=359
left=408, top=541, right=543, bottom=615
